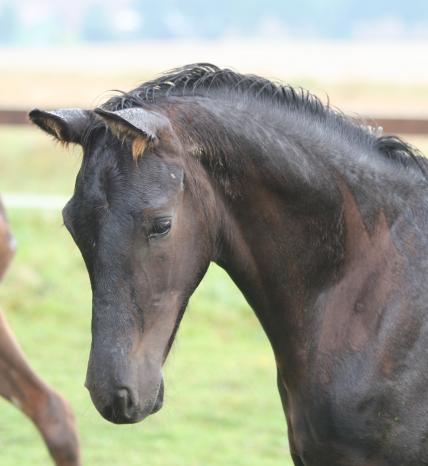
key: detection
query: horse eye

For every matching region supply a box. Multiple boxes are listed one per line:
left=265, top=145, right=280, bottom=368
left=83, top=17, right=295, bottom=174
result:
left=149, top=218, right=172, bottom=239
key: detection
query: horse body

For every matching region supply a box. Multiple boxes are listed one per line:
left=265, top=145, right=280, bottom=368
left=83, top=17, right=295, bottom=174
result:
left=30, top=64, right=428, bottom=465
left=0, top=199, right=81, bottom=466
left=198, top=101, right=428, bottom=465
left=222, top=174, right=428, bottom=465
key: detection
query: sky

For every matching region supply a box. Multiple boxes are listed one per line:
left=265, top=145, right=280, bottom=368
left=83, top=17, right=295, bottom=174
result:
left=1, top=0, right=428, bottom=45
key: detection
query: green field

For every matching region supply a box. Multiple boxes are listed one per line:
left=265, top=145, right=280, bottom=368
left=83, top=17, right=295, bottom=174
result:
left=0, top=126, right=291, bottom=465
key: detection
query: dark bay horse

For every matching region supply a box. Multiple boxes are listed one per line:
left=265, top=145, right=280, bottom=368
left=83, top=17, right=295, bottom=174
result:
left=30, top=64, right=428, bottom=466
left=0, top=199, right=81, bottom=465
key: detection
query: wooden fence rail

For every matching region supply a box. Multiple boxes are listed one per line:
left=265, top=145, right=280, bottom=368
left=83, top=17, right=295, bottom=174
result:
left=1, top=109, right=428, bottom=135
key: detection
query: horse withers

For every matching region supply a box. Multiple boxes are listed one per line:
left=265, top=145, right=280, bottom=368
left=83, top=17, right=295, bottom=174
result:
left=0, top=199, right=81, bottom=466
left=30, top=64, right=428, bottom=465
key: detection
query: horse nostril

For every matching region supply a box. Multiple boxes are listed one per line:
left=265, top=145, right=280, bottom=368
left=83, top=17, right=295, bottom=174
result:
left=115, top=388, right=134, bottom=419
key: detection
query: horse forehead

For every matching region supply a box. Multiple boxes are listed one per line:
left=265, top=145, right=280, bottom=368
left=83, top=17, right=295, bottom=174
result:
left=79, top=133, right=184, bottom=206
left=74, top=159, right=183, bottom=212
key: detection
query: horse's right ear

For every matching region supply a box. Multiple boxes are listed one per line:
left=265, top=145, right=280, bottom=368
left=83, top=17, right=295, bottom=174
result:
left=28, top=108, right=91, bottom=144
left=94, top=107, right=171, bottom=160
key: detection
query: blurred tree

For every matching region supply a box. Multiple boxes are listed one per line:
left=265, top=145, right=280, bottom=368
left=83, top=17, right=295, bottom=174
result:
left=0, top=2, right=19, bottom=44
left=1, top=0, right=428, bottom=44
left=80, top=4, right=115, bottom=42
left=133, top=0, right=177, bottom=38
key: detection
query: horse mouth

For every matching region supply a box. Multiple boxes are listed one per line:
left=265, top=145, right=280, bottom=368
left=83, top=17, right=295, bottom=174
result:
left=150, top=378, right=164, bottom=414
left=128, top=377, right=164, bottom=422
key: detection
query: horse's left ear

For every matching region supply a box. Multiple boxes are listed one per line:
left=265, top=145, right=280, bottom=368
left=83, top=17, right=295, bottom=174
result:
left=29, top=108, right=91, bottom=144
left=95, top=107, right=171, bottom=160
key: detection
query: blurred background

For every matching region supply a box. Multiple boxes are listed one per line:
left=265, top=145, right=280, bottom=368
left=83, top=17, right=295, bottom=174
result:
left=0, top=1, right=428, bottom=465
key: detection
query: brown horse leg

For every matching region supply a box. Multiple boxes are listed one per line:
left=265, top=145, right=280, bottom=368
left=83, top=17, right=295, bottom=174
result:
left=0, top=310, right=81, bottom=466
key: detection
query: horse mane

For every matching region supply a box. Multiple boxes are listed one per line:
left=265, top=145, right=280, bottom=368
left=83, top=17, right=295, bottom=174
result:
left=101, top=63, right=427, bottom=179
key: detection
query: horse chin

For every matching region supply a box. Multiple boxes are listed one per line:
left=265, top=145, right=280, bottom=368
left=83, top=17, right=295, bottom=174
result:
left=150, top=378, right=164, bottom=415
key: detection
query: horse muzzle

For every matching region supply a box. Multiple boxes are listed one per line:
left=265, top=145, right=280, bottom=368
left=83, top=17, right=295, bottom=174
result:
left=85, top=368, right=164, bottom=424
left=86, top=298, right=168, bottom=424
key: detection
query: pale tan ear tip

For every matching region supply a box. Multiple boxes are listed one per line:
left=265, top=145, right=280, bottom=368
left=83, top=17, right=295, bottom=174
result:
left=132, top=137, right=149, bottom=160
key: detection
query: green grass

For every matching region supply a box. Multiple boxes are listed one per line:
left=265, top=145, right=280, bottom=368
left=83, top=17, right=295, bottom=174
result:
left=0, top=126, right=82, bottom=194
left=0, top=127, right=292, bottom=465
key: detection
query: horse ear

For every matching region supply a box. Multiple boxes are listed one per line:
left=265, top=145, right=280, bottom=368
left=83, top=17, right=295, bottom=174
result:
left=94, top=107, right=170, bottom=160
left=29, top=108, right=91, bottom=144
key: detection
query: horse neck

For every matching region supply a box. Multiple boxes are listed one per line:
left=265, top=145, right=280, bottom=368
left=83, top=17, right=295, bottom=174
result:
left=213, top=167, right=343, bottom=384
left=189, top=98, right=422, bottom=385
